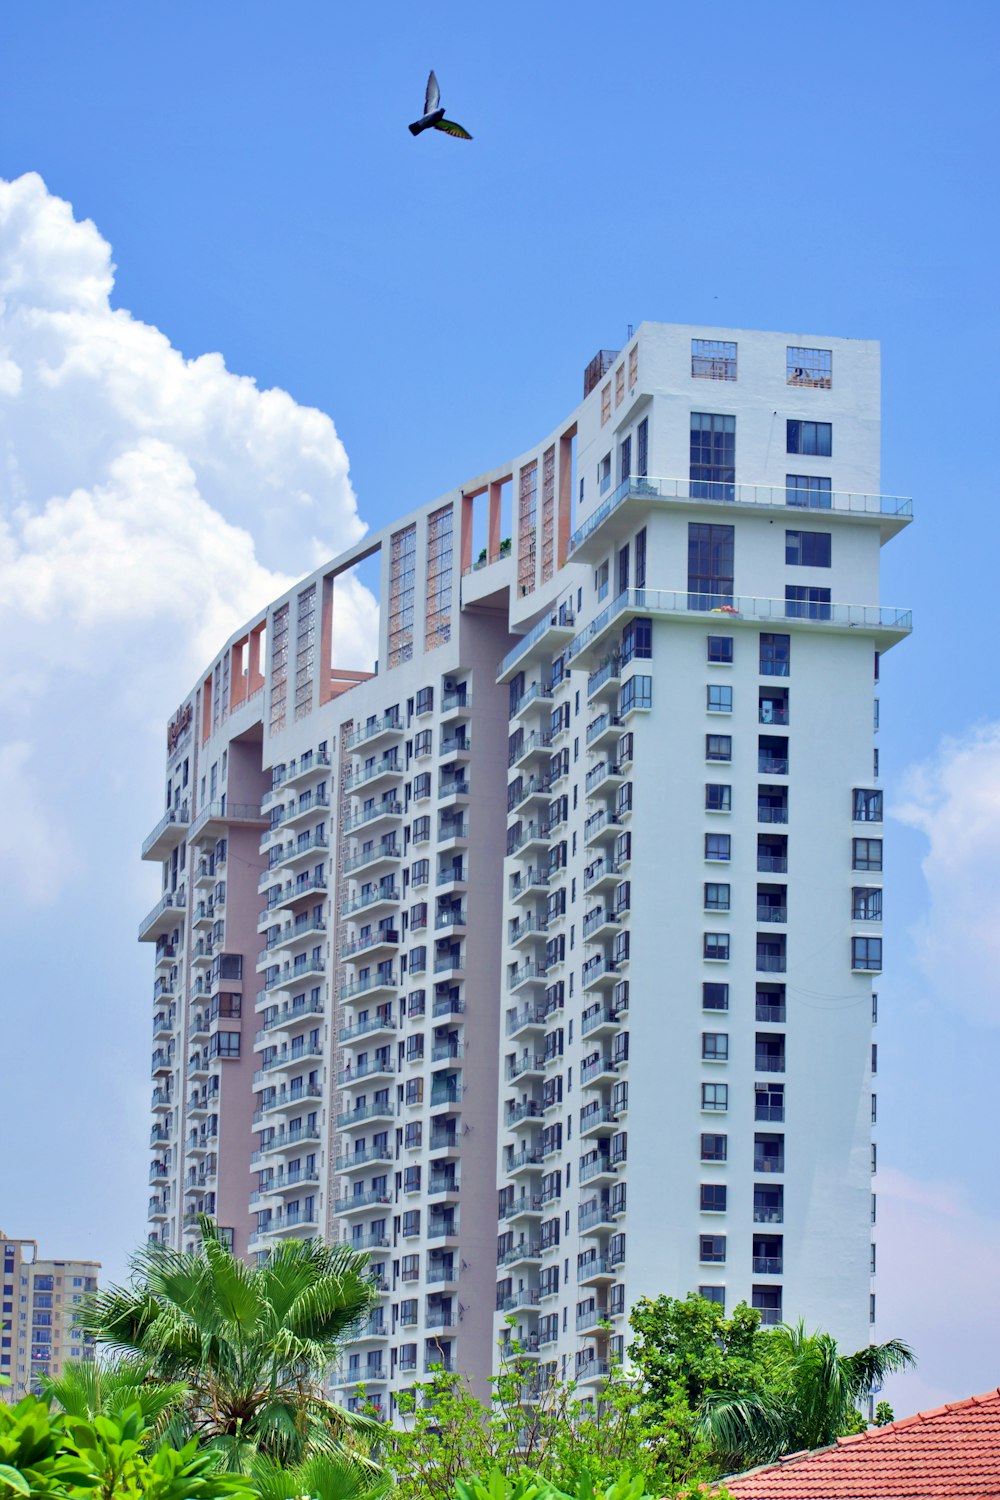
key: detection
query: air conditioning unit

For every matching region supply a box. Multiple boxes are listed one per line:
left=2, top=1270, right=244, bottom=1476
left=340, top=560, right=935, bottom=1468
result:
left=444, top=679, right=457, bottom=693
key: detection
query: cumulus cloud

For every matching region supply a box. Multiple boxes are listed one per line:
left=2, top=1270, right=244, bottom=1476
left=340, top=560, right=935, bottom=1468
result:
left=895, top=724, right=1000, bottom=1024
left=0, top=171, right=376, bottom=902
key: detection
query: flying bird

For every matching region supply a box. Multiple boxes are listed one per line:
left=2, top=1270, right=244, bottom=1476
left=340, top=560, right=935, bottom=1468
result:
left=408, top=71, right=472, bottom=140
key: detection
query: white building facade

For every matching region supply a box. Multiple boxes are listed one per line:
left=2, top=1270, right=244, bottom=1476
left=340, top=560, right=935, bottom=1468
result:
left=139, top=323, right=910, bottom=1419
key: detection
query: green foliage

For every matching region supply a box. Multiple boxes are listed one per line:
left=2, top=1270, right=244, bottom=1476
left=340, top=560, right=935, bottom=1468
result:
left=627, top=1294, right=771, bottom=1411
left=77, top=1218, right=381, bottom=1468
left=697, top=1320, right=916, bottom=1470
left=0, top=1397, right=250, bottom=1500
left=450, top=1467, right=720, bottom=1500
left=249, top=1450, right=390, bottom=1500
left=874, top=1400, right=895, bottom=1427
left=41, top=1358, right=187, bottom=1438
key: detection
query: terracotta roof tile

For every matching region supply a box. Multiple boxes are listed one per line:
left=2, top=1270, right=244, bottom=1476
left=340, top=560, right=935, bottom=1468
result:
left=716, top=1386, right=1000, bottom=1499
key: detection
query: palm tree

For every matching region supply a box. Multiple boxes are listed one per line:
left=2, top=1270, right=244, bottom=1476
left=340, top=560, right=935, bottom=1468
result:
left=41, top=1354, right=187, bottom=1436
left=698, top=1321, right=915, bottom=1469
left=77, top=1218, right=383, bottom=1470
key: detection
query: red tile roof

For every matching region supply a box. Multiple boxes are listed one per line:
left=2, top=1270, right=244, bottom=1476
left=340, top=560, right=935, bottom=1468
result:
left=717, top=1388, right=1000, bottom=1499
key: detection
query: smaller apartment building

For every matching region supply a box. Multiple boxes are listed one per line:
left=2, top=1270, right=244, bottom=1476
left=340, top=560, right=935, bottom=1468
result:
left=0, top=1230, right=99, bottom=1400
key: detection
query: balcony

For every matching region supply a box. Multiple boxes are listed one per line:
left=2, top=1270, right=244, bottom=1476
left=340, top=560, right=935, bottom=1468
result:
left=340, top=885, right=400, bottom=919
left=509, top=731, right=552, bottom=770
left=579, top=1104, right=618, bottom=1137
left=500, top=1195, right=543, bottom=1223
left=332, top=1190, right=393, bottom=1216
left=754, top=1154, right=785, bottom=1174
left=578, top=1152, right=614, bottom=1185
left=497, top=1242, right=542, bottom=1269
left=441, top=688, right=472, bottom=718
left=587, top=657, right=621, bottom=702
left=278, top=789, right=332, bottom=831
left=188, top=801, right=265, bottom=844
left=509, top=776, right=551, bottom=815
left=339, top=1014, right=396, bottom=1045
left=335, top=1147, right=393, bottom=1173
left=752, top=1256, right=783, bottom=1275
left=566, top=474, right=912, bottom=568
left=283, top=750, right=332, bottom=788
left=505, top=1053, right=546, bottom=1083
left=581, top=1002, right=622, bottom=1039
left=496, top=604, right=577, bottom=683
left=582, top=956, right=620, bottom=991
left=509, top=682, right=553, bottom=721
left=510, top=867, right=549, bottom=903
left=505, top=1100, right=543, bottom=1129
left=579, top=591, right=911, bottom=685
left=584, top=762, right=624, bottom=800
left=509, top=961, right=548, bottom=992
left=344, top=755, right=402, bottom=794
left=578, top=1256, right=615, bottom=1286
left=583, top=908, right=621, bottom=941
left=586, top=712, right=622, bottom=751
left=343, top=800, right=404, bottom=836
left=138, top=887, right=186, bottom=942
left=344, top=715, right=403, bottom=752
left=584, top=857, right=622, bottom=894
left=756, top=903, right=787, bottom=924
left=343, top=840, right=401, bottom=877
left=264, top=873, right=328, bottom=912
left=340, top=972, right=398, bottom=1004
left=583, top=810, right=623, bottom=848
left=338, top=1058, right=395, bottom=1087
left=507, top=822, right=549, bottom=859
left=142, top=804, right=190, bottom=862
left=340, top=929, right=400, bottom=962
left=506, top=1003, right=547, bottom=1037
left=580, top=1052, right=617, bottom=1085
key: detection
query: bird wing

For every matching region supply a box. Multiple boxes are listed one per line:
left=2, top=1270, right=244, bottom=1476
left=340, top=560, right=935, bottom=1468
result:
left=434, top=118, right=473, bottom=140
left=425, top=70, right=440, bottom=113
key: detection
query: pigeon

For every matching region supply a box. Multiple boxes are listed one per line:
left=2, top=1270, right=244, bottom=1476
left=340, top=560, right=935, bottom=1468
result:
left=408, top=70, right=472, bottom=140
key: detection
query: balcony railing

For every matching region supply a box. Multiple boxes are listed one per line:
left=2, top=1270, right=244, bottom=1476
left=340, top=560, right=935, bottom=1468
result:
left=568, top=473, right=912, bottom=558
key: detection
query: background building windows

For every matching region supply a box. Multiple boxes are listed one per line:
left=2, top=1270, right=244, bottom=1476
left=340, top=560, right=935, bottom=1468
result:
left=703, top=982, right=729, bottom=1010
left=704, top=884, right=730, bottom=912
left=759, top=633, right=790, bottom=676
left=852, top=936, right=883, bottom=971
left=853, top=838, right=883, bottom=871
left=692, top=340, right=737, bottom=381
left=700, top=1184, right=728, bottom=1212
left=706, top=734, right=732, bottom=762
left=707, top=684, right=733, bottom=713
left=787, top=346, right=832, bottom=388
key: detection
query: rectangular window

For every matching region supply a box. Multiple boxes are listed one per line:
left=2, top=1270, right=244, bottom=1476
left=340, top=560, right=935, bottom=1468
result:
left=785, top=585, right=831, bottom=620
left=701, top=1081, right=728, bottom=1112
left=759, top=632, right=790, bottom=677
left=690, top=414, right=736, bottom=501
left=688, top=523, right=734, bottom=609
left=620, top=675, right=652, bottom=715
left=853, top=789, right=883, bottom=822
left=787, top=346, right=832, bottom=389
left=621, top=619, right=652, bottom=667
left=702, top=1032, right=729, bottom=1061
left=852, top=936, right=883, bottom=972
left=425, top=504, right=454, bottom=648
left=786, top=474, right=832, bottom=509
left=704, top=933, right=730, bottom=962
left=703, top=982, right=729, bottom=1010
left=388, top=525, right=417, bottom=669
left=706, top=734, right=732, bottom=762
left=853, top=888, right=883, bottom=920
left=601, top=384, right=611, bottom=425
left=853, top=839, right=883, bottom=871
left=636, top=418, right=649, bottom=479
left=692, top=340, right=737, bottom=381
left=707, top=684, right=733, bottom=713
left=701, top=1133, right=728, bottom=1161
left=787, top=420, right=832, bottom=457
left=415, top=686, right=434, bottom=716
left=700, top=1234, right=727, bottom=1263
left=700, top=1183, right=727, bottom=1213
left=707, top=635, right=733, bottom=664
left=785, top=530, right=831, bottom=567
left=634, top=527, right=647, bottom=588
left=704, top=833, right=731, bottom=861
left=705, top=784, right=732, bottom=813
left=704, top=883, right=730, bottom=912
left=699, top=1285, right=726, bottom=1308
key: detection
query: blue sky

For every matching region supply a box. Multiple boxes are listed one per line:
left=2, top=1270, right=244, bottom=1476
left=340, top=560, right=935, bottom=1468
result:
left=2, top=0, right=998, bottom=1418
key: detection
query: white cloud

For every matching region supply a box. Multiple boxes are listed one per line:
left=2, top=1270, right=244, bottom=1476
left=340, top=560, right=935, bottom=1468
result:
left=894, top=724, right=1000, bottom=1025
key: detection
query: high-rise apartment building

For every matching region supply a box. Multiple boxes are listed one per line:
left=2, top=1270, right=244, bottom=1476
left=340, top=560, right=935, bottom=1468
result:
left=139, top=323, right=910, bottom=1418
left=0, top=1231, right=99, bottom=1400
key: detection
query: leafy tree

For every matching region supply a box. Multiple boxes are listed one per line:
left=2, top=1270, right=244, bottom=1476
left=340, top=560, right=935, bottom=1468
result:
left=41, top=1357, right=186, bottom=1437
left=77, top=1219, right=382, bottom=1470
left=627, top=1295, right=771, bottom=1412
left=698, top=1320, right=915, bottom=1469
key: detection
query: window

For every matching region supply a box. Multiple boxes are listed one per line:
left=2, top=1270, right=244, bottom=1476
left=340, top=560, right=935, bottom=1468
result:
left=620, top=675, right=652, bottom=715
left=705, top=784, right=732, bottom=813
left=853, top=838, right=883, bottom=871
left=759, top=633, right=790, bottom=677
left=752, top=1286, right=782, bottom=1325
left=707, top=684, right=733, bottom=713
left=621, top=618, right=652, bottom=664
left=853, top=887, right=883, bottom=921
left=785, top=530, right=831, bottom=567
left=702, top=1081, right=728, bottom=1112
left=601, top=383, right=611, bottom=425
left=702, top=1033, right=729, bottom=1061
left=705, top=833, right=731, bottom=861
left=701, top=1133, right=728, bottom=1161
left=787, top=420, right=832, bottom=457
left=595, top=559, right=609, bottom=599
left=688, top=522, right=734, bottom=609
left=598, top=456, right=612, bottom=496
left=704, top=933, right=730, bottom=962
left=707, top=635, right=733, bottom=664
left=690, top=414, right=736, bottom=500
left=415, top=686, right=434, bottom=716
left=786, top=474, right=832, bottom=509
left=704, top=883, right=730, bottom=912
left=700, top=1184, right=727, bottom=1213
left=852, top=936, right=882, bottom=972
left=636, top=418, right=649, bottom=479
left=634, top=527, right=647, bottom=588
left=700, top=1234, right=727, bottom=1263
left=787, top=346, right=832, bottom=389
left=706, top=734, right=732, bottom=762
left=785, top=585, right=831, bottom=620
left=703, top=982, right=729, bottom=1010
left=699, top=1285, right=726, bottom=1308
left=692, top=339, right=737, bottom=381
left=853, top=789, right=883, bottom=822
